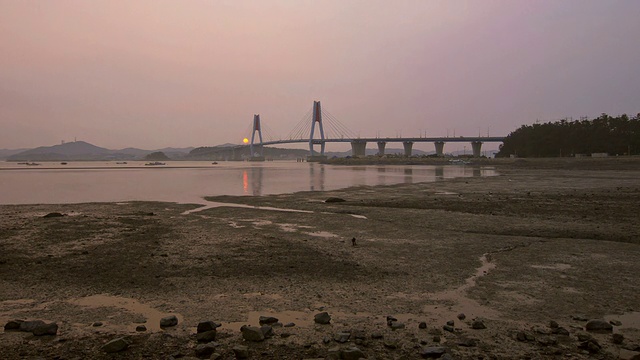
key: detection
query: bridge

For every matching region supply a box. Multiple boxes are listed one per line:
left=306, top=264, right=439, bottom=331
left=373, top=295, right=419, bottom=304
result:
left=232, top=101, right=505, bottom=161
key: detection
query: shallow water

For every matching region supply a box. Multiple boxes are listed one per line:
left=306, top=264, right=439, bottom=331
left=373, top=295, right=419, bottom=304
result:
left=0, top=161, right=496, bottom=205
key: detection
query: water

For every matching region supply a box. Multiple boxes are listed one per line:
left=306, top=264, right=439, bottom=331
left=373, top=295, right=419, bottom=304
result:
left=0, top=161, right=496, bottom=205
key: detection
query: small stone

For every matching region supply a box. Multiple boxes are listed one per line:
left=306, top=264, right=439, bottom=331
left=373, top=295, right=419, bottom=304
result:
left=383, top=339, right=399, bottom=349
left=390, top=321, right=405, bottom=330
left=197, top=320, right=221, bottom=333
left=241, top=325, right=265, bottom=342
left=314, top=312, right=331, bottom=324
left=420, top=346, right=447, bottom=358
left=418, top=322, right=427, bottom=329
left=586, top=319, right=613, bottom=333
left=259, top=316, right=279, bottom=325
left=612, top=333, right=624, bottom=344
left=371, top=332, right=384, bottom=339
left=442, top=325, right=454, bottom=333
left=577, top=333, right=592, bottom=342
left=32, top=322, right=58, bottom=336
left=572, top=314, right=589, bottom=321
left=516, top=331, right=527, bottom=342
left=432, top=335, right=441, bottom=343
left=334, top=332, right=351, bottom=343
left=136, top=325, right=147, bottom=332
left=160, top=315, right=178, bottom=327
left=92, top=321, right=103, bottom=327
left=283, top=322, right=295, bottom=328
left=549, top=320, right=559, bottom=328
left=386, top=315, right=398, bottom=326
left=101, top=337, right=129, bottom=353
left=457, top=313, right=466, bottom=320
left=280, top=332, right=291, bottom=338
left=446, top=320, right=454, bottom=326
left=194, top=343, right=218, bottom=358
left=553, top=327, right=570, bottom=336
left=196, top=329, right=217, bottom=343
left=471, top=320, right=486, bottom=330
left=232, top=345, right=249, bottom=359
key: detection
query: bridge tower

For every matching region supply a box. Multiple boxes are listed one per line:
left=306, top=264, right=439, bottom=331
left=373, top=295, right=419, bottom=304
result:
left=308, top=101, right=327, bottom=161
left=249, top=114, right=265, bottom=161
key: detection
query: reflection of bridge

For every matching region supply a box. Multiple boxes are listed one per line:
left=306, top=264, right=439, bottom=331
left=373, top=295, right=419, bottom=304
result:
left=242, top=101, right=505, bottom=161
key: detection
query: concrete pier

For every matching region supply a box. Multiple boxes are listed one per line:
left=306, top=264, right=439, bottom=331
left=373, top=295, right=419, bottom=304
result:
left=434, top=141, right=445, bottom=157
left=377, top=141, right=386, bottom=156
left=351, top=140, right=367, bottom=157
left=471, top=141, right=483, bottom=157
left=402, top=141, right=413, bottom=157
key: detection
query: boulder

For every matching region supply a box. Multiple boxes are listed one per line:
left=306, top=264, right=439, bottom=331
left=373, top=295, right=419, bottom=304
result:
left=19, top=320, right=45, bottom=332
left=585, top=319, right=613, bottom=333
left=32, top=322, right=58, bottom=336
left=241, top=325, right=265, bottom=342
left=4, top=320, right=23, bottom=331
left=160, top=315, right=178, bottom=327
left=314, top=312, right=331, bottom=324
left=197, top=320, right=221, bottom=333
left=101, top=337, right=129, bottom=353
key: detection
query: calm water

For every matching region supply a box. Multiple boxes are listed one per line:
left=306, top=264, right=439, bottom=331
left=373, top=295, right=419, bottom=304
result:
left=0, top=161, right=496, bottom=205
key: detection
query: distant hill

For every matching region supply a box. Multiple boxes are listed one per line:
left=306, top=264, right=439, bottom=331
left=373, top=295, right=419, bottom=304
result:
left=7, top=142, right=196, bottom=161
left=0, top=148, right=29, bottom=160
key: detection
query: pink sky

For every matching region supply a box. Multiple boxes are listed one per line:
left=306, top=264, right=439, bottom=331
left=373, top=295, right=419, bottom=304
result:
left=1, top=0, right=639, bottom=150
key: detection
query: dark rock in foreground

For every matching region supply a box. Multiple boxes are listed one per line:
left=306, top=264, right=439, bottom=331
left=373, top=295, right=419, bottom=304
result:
left=101, top=337, right=129, bottom=353
left=585, top=319, right=613, bottom=333
left=160, top=315, right=178, bottom=327
left=314, top=312, right=331, bottom=324
left=32, top=322, right=58, bottom=336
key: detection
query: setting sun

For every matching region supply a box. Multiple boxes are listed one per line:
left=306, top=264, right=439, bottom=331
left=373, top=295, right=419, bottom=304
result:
left=243, top=138, right=249, bottom=144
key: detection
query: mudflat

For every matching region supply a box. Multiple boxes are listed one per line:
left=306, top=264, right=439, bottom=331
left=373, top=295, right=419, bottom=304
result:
left=1, top=158, right=639, bottom=359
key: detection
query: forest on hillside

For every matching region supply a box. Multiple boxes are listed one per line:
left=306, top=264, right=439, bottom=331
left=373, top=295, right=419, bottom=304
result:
left=496, top=113, right=640, bottom=157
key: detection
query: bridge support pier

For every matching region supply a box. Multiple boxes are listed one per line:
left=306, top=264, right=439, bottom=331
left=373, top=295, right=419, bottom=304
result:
left=434, top=141, right=445, bottom=157
left=403, top=141, right=413, bottom=157
left=471, top=141, right=483, bottom=157
left=351, top=140, right=367, bottom=157
left=377, top=141, right=386, bottom=156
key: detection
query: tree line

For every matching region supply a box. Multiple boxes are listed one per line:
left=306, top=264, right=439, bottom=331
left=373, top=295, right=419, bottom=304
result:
left=496, top=113, right=640, bottom=157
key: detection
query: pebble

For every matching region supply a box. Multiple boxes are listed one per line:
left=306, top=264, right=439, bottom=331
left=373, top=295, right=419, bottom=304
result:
left=136, top=325, right=147, bottom=332
left=418, top=322, right=427, bottom=329
left=471, top=319, right=486, bottom=330
left=457, top=313, right=466, bottom=320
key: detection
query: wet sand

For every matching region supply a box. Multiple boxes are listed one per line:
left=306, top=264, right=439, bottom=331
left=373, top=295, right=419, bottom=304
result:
left=1, top=158, right=639, bottom=359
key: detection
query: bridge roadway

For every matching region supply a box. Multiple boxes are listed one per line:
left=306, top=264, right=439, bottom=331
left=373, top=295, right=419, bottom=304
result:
left=258, top=136, right=505, bottom=158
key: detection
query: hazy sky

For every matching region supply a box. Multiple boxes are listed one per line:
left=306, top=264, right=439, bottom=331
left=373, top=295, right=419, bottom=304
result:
left=1, top=0, right=639, bottom=150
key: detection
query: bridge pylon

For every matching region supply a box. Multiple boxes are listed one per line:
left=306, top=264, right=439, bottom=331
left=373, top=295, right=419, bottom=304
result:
left=308, top=101, right=327, bottom=161
left=249, top=114, right=265, bottom=161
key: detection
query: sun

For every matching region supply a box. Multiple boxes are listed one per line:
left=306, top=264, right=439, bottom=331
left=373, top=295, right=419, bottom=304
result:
left=243, top=138, right=249, bottom=144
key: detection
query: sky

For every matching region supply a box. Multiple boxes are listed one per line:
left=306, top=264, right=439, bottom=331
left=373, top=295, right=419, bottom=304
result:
left=1, top=0, right=639, bottom=150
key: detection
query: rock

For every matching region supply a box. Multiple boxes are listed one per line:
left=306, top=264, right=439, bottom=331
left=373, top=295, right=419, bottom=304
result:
left=610, top=319, right=623, bottom=326
left=418, top=322, right=427, bottom=329
left=272, top=322, right=283, bottom=327
left=323, top=336, right=332, bottom=344
left=457, top=313, right=466, bottom=321
left=197, top=320, right=221, bottom=333
left=471, top=320, right=486, bottom=330
left=549, top=320, right=559, bottom=328
left=432, top=335, right=441, bottom=343
left=327, top=346, right=341, bottom=359
left=371, top=332, right=384, bottom=339
left=259, top=316, right=279, bottom=325
left=196, top=329, right=217, bottom=343
left=446, top=320, right=454, bottom=326
left=101, top=337, right=129, bottom=353
left=19, top=320, right=45, bottom=332
left=334, top=332, right=351, bottom=343
left=43, top=212, right=64, bottom=218
left=516, top=331, right=527, bottom=342
left=352, top=330, right=366, bottom=340
left=458, top=337, right=477, bottom=347
left=136, top=325, right=147, bottom=332
left=260, top=325, right=274, bottom=339
left=232, top=345, right=249, bottom=359
left=241, top=325, right=265, bottom=342
left=442, top=325, right=454, bottom=333
left=536, top=336, right=557, bottom=346
left=325, top=197, right=346, bottom=203
left=390, top=321, right=405, bottom=330
left=314, top=312, right=331, bottom=324
left=577, top=333, right=592, bottom=342
left=4, top=320, right=23, bottom=331
left=572, top=314, right=589, bottom=321
left=386, top=316, right=398, bottom=326
left=160, top=315, right=178, bottom=327
left=585, top=319, right=613, bottom=333
left=284, top=322, right=295, bottom=328
left=280, top=332, right=291, bottom=338
left=32, top=322, right=58, bottom=336
left=194, top=343, right=218, bottom=358
left=578, top=338, right=601, bottom=353
left=383, top=339, right=399, bottom=349
left=552, top=327, right=570, bottom=336
left=612, top=333, right=624, bottom=344
left=420, top=346, right=447, bottom=358
left=341, top=346, right=366, bottom=360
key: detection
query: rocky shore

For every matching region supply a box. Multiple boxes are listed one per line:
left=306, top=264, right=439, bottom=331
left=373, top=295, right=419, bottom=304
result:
left=1, top=158, right=639, bottom=359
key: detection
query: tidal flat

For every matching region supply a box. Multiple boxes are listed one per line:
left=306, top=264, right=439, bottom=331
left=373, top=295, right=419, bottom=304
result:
left=1, top=158, right=639, bottom=359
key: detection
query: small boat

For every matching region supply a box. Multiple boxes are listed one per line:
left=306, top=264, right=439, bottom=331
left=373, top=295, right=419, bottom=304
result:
left=212, top=162, right=218, bottom=165
left=60, top=162, right=68, bottom=165
left=26, top=162, right=40, bottom=166
left=145, top=162, right=166, bottom=166
left=116, top=162, right=128, bottom=164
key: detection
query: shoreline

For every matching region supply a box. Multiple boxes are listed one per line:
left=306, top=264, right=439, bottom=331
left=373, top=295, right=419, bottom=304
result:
left=1, top=159, right=639, bottom=359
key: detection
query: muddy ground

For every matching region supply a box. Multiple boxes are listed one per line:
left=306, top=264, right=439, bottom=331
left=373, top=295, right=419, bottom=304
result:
left=1, top=158, right=639, bottom=359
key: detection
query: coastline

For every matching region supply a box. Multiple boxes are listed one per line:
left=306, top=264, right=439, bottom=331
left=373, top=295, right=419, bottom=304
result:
left=1, top=158, right=639, bottom=359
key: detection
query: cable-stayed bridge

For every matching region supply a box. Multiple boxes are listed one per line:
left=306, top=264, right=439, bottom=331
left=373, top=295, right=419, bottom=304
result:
left=234, top=101, right=505, bottom=161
